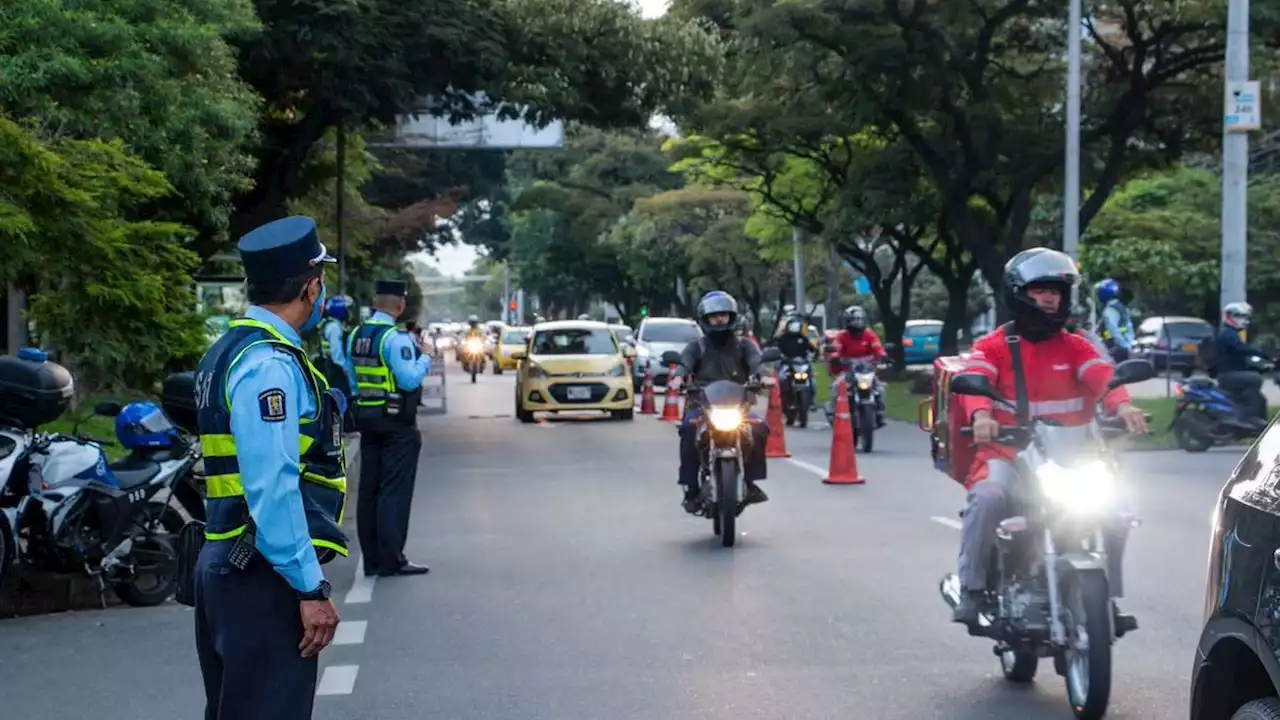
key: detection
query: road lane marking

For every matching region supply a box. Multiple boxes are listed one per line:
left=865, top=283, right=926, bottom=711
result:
left=332, top=620, right=367, bottom=646
left=344, top=559, right=376, bottom=604
left=785, top=458, right=829, bottom=477
left=316, top=665, right=359, bottom=696
left=930, top=516, right=963, bottom=530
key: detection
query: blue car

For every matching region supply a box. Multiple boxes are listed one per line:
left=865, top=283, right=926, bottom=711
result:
left=902, top=319, right=944, bottom=364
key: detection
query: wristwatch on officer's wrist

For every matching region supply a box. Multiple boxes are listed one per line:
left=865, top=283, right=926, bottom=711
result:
left=298, top=579, right=331, bottom=601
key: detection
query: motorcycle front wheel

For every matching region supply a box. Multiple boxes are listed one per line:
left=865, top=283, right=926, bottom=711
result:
left=113, top=503, right=184, bottom=607
left=1062, top=570, right=1113, bottom=720
left=1172, top=413, right=1213, bottom=453
left=797, top=388, right=811, bottom=428
left=716, top=457, right=738, bottom=547
left=857, top=405, right=876, bottom=452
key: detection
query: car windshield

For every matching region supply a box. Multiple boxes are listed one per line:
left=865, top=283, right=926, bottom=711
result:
left=502, top=331, right=528, bottom=344
left=1162, top=321, right=1213, bottom=343
left=531, top=328, right=618, bottom=355
left=641, top=322, right=699, bottom=344
left=905, top=322, right=943, bottom=338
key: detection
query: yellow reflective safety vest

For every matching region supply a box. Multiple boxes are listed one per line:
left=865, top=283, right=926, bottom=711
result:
left=195, top=318, right=348, bottom=563
left=1097, top=301, right=1132, bottom=344
left=349, top=319, right=419, bottom=422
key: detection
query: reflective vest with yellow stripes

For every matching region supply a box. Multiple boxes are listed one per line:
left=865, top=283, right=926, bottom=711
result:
left=318, top=317, right=341, bottom=357
left=1097, top=301, right=1132, bottom=344
left=195, top=318, right=348, bottom=563
left=349, top=319, right=418, bottom=421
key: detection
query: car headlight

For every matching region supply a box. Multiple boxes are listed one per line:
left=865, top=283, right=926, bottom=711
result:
left=708, top=407, right=744, bottom=431
left=609, top=363, right=625, bottom=377
left=1036, top=460, right=1115, bottom=514
left=528, top=363, right=548, bottom=379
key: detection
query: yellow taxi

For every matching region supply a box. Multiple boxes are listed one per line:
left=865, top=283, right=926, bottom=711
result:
left=491, top=326, right=532, bottom=374
left=511, top=320, right=637, bottom=423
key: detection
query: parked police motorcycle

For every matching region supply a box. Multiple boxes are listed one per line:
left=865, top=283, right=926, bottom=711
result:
left=1171, top=354, right=1275, bottom=452
left=937, top=358, right=1154, bottom=720
left=778, top=355, right=815, bottom=428
left=665, top=347, right=780, bottom=548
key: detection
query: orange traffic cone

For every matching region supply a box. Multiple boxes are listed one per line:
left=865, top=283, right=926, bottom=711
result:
left=823, top=377, right=865, bottom=484
left=763, top=374, right=791, bottom=458
left=659, top=364, right=682, bottom=422
left=638, top=366, right=657, bottom=414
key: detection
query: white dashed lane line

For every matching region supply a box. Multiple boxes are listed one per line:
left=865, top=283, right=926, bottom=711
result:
left=333, top=620, right=368, bottom=646
left=344, top=558, right=376, bottom=604
left=930, top=516, right=963, bottom=530
left=316, top=665, right=360, bottom=696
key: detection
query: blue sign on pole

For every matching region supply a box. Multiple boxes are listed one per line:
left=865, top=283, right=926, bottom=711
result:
left=853, top=277, right=871, bottom=296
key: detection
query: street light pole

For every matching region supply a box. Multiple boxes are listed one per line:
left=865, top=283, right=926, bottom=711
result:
left=1062, top=0, right=1083, bottom=260
left=335, top=122, right=347, bottom=295
left=792, top=226, right=807, bottom=313
left=1220, top=0, right=1251, bottom=309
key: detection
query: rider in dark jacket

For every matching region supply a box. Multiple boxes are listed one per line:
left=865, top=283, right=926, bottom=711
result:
left=773, top=312, right=819, bottom=359
left=1215, top=301, right=1269, bottom=422
left=670, top=291, right=772, bottom=512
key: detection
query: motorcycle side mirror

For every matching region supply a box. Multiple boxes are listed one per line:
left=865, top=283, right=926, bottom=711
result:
left=1107, top=359, right=1156, bottom=390
left=948, top=374, right=1008, bottom=404
left=660, top=350, right=681, bottom=366
left=761, top=347, right=782, bottom=363
left=94, top=401, right=123, bottom=417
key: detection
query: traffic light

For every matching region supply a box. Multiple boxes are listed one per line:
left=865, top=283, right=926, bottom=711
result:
left=640, top=306, right=648, bottom=317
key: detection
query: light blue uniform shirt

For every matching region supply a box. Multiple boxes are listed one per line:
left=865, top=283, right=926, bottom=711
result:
left=1101, top=301, right=1136, bottom=350
left=321, top=318, right=358, bottom=396
left=226, top=306, right=325, bottom=593
left=344, top=311, right=432, bottom=391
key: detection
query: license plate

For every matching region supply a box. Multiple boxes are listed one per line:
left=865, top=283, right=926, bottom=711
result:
left=566, top=386, right=592, bottom=401
left=1181, top=343, right=1198, bottom=352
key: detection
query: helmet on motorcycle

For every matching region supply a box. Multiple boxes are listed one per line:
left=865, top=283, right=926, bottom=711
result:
left=696, top=291, right=739, bottom=340
left=842, top=306, right=867, bottom=333
left=467, top=314, right=480, bottom=327
left=1224, top=301, right=1253, bottom=329
left=323, top=295, right=350, bottom=321
left=115, top=401, right=180, bottom=450
left=733, top=316, right=748, bottom=336
left=1002, top=248, right=1079, bottom=341
left=1095, top=278, right=1121, bottom=303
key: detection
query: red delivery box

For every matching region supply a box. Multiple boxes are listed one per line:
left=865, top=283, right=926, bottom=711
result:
left=917, top=355, right=976, bottom=485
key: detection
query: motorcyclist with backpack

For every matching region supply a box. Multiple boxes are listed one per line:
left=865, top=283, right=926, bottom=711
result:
left=950, top=249, right=1148, bottom=628
left=1095, top=278, right=1136, bottom=362
left=669, top=291, right=773, bottom=512
left=1213, top=301, right=1270, bottom=423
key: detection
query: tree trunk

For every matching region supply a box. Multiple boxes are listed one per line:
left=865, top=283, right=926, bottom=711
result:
left=940, top=280, right=970, bottom=356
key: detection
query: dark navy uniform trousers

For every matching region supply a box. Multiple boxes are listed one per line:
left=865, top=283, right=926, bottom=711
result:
left=194, top=540, right=317, bottom=720
left=356, top=419, right=423, bottom=574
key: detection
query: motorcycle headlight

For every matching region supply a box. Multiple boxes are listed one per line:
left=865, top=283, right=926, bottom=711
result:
left=528, top=363, right=548, bottom=379
left=608, top=363, right=625, bottom=377
left=857, top=379, right=872, bottom=391
left=794, top=372, right=809, bottom=381
left=1036, top=460, right=1115, bottom=514
left=466, top=339, right=483, bottom=352
left=708, top=407, right=744, bottom=431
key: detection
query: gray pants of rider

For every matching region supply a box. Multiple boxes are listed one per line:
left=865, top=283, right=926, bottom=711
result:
left=958, top=459, right=1128, bottom=597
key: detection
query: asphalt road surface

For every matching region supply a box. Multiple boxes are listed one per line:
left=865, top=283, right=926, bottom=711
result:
left=0, top=363, right=1247, bottom=720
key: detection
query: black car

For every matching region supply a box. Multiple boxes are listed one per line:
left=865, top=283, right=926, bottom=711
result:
left=1132, top=316, right=1214, bottom=377
left=1191, top=419, right=1280, bottom=719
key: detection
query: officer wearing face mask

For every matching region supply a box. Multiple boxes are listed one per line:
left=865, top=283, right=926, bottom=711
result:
left=191, top=215, right=345, bottom=720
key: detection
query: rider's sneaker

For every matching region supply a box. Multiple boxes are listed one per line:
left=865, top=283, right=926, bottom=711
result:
left=952, top=590, right=982, bottom=624
left=745, top=483, right=769, bottom=504
left=1114, top=604, right=1138, bottom=637
left=681, top=489, right=701, bottom=514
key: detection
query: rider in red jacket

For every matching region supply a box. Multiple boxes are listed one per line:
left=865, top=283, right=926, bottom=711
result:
left=950, top=248, right=1148, bottom=630
left=828, top=305, right=887, bottom=426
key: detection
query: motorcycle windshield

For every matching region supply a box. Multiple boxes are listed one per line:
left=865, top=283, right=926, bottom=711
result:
left=1034, top=425, right=1104, bottom=467
left=702, top=380, right=747, bottom=406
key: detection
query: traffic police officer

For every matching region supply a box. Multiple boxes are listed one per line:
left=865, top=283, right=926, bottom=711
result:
left=345, top=279, right=433, bottom=577
left=193, top=215, right=345, bottom=720
left=317, top=295, right=357, bottom=431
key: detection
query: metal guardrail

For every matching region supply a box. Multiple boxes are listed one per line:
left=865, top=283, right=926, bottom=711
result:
left=420, top=354, right=447, bottom=415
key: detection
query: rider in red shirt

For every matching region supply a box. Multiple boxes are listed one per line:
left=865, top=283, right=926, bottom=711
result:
left=950, top=248, right=1148, bottom=630
left=828, top=305, right=887, bottom=427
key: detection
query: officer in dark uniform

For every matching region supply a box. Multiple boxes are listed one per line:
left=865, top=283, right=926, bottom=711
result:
left=344, top=280, right=432, bottom=577
left=192, top=215, right=345, bottom=720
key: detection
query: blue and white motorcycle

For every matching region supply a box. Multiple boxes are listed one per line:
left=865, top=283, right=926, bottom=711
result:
left=0, top=401, right=200, bottom=606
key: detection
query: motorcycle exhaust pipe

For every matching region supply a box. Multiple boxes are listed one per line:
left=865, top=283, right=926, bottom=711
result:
left=939, top=573, right=962, bottom=609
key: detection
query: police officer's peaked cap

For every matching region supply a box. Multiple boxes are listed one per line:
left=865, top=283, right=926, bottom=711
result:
left=375, top=279, right=408, bottom=297
left=237, top=216, right=335, bottom=283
